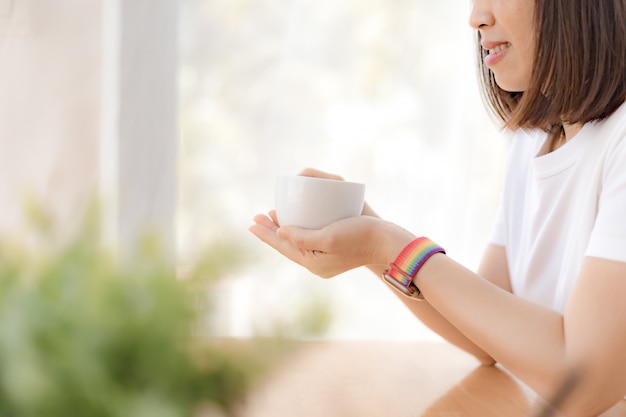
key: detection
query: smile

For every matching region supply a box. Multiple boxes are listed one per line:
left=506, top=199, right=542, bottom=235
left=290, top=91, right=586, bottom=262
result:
left=484, top=42, right=511, bottom=68
left=488, top=42, right=511, bottom=54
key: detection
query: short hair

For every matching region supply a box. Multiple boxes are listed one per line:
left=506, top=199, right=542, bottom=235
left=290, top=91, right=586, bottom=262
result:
left=478, top=0, right=626, bottom=132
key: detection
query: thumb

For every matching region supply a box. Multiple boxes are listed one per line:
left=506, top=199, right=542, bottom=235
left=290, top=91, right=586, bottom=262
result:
left=277, top=226, right=325, bottom=252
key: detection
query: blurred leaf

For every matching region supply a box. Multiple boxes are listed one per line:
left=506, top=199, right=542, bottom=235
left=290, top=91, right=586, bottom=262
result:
left=0, top=210, right=253, bottom=417
left=0, top=203, right=331, bottom=417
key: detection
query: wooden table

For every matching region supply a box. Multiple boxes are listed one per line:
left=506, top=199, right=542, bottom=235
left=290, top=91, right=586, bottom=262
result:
left=236, top=341, right=626, bottom=417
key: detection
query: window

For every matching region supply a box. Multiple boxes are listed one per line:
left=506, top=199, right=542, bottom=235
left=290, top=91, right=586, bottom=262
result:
left=178, top=0, right=507, bottom=340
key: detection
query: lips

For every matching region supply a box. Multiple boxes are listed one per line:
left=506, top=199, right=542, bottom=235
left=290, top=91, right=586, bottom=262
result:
left=488, top=42, right=511, bottom=54
left=482, top=41, right=511, bottom=54
left=482, top=41, right=511, bottom=67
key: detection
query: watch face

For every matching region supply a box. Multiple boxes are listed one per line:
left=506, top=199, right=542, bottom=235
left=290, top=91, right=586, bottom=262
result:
left=382, top=272, right=425, bottom=300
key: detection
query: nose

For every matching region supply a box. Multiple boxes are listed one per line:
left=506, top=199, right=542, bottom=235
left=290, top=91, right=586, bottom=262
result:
left=469, top=0, right=495, bottom=30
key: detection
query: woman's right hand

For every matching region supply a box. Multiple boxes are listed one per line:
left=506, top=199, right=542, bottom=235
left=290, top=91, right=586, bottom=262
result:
left=250, top=208, right=413, bottom=278
left=248, top=167, right=410, bottom=277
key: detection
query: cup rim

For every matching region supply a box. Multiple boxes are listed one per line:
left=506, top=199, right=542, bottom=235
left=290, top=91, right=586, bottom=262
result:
left=276, top=174, right=365, bottom=187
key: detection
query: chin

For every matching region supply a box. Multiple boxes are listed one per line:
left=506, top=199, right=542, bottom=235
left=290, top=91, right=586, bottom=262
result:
left=495, top=80, right=525, bottom=93
left=494, top=71, right=528, bottom=93
left=494, top=75, right=527, bottom=93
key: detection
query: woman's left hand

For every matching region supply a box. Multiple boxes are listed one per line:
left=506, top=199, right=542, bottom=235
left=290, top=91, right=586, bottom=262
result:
left=249, top=211, right=411, bottom=278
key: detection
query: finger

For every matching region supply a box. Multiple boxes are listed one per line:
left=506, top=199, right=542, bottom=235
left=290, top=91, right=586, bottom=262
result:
left=268, top=210, right=279, bottom=225
left=250, top=218, right=309, bottom=263
left=277, top=226, right=327, bottom=252
left=252, top=213, right=278, bottom=231
left=362, top=202, right=379, bottom=217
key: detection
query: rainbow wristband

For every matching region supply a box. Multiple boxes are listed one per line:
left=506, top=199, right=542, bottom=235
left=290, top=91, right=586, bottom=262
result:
left=382, top=237, right=445, bottom=299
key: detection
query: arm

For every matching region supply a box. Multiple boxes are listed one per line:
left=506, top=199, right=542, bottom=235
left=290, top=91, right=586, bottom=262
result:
left=251, top=170, right=506, bottom=365
left=252, top=214, right=626, bottom=415
left=251, top=208, right=506, bottom=366
left=250, top=168, right=626, bottom=414
left=393, top=244, right=513, bottom=367
left=414, top=251, right=626, bottom=416
left=364, top=221, right=510, bottom=366
left=301, top=168, right=510, bottom=364
left=251, top=171, right=505, bottom=365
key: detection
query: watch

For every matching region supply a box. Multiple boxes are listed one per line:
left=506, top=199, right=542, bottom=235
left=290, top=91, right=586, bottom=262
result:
left=382, top=237, right=445, bottom=300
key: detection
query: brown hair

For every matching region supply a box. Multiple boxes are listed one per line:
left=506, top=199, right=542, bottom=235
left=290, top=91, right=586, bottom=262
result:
left=478, top=0, right=626, bottom=133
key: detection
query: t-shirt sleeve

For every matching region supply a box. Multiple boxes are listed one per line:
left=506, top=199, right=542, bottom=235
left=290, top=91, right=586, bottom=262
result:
left=586, top=130, right=626, bottom=263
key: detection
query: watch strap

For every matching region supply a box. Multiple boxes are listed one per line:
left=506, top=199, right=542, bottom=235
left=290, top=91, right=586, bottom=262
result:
left=383, top=237, right=445, bottom=299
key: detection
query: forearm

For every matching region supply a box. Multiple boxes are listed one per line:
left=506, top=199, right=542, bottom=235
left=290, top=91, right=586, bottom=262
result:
left=367, top=263, right=496, bottom=365
left=375, top=237, right=626, bottom=414
left=364, top=217, right=497, bottom=365
left=433, top=258, right=626, bottom=417
left=415, top=254, right=567, bottom=397
left=365, top=218, right=565, bottom=392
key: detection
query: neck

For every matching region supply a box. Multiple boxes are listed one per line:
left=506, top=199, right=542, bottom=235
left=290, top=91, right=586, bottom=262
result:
left=563, top=124, right=583, bottom=142
left=549, top=123, right=583, bottom=153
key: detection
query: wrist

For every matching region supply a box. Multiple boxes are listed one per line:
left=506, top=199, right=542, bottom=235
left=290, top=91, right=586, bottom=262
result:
left=381, top=236, right=446, bottom=300
left=370, top=221, right=415, bottom=266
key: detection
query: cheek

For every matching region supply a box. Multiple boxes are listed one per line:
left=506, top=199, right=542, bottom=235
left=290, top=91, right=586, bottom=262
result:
left=499, top=34, right=534, bottom=92
left=518, top=35, right=535, bottom=64
left=517, top=40, right=535, bottom=87
left=493, top=51, right=533, bottom=92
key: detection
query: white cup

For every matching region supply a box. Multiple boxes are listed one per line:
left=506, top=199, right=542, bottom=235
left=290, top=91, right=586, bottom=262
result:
left=275, top=175, right=365, bottom=229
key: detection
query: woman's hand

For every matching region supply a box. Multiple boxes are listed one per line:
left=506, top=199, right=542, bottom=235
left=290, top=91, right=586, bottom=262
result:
left=250, top=210, right=408, bottom=278
left=250, top=168, right=414, bottom=277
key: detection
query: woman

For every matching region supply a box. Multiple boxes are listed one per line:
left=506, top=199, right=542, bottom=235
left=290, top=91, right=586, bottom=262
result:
left=250, top=0, right=626, bottom=414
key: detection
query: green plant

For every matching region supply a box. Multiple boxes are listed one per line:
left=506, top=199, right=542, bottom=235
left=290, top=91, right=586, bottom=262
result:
left=0, top=207, right=298, bottom=417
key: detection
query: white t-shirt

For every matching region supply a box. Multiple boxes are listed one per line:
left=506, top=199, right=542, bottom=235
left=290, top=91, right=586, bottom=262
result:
left=489, top=101, right=626, bottom=313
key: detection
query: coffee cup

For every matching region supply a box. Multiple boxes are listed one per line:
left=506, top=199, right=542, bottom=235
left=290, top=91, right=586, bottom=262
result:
left=275, top=175, right=365, bottom=229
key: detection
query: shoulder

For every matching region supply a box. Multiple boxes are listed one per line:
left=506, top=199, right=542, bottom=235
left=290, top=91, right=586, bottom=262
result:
left=588, top=100, right=626, bottom=145
left=587, top=101, right=626, bottom=173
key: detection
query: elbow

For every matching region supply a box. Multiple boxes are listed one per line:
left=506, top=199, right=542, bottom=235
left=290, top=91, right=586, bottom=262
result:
left=475, top=354, right=497, bottom=366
